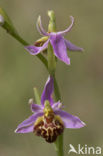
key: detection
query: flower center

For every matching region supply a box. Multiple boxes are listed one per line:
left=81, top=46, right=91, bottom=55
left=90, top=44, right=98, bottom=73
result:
left=33, top=100, right=64, bottom=143
left=34, top=36, right=48, bottom=47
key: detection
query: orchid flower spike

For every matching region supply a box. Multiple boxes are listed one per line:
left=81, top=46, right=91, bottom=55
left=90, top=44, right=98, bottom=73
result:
left=15, top=76, right=85, bottom=143
left=25, top=16, right=83, bottom=65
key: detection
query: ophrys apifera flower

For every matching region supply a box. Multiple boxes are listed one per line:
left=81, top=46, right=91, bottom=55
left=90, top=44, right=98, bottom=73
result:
left=25, top=16, right=83, bottom=65
left=15, top=76, right=85, bottom=143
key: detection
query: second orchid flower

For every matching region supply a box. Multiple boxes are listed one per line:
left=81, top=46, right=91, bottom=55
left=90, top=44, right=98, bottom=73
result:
left=25, top=16, right=83, bottom=65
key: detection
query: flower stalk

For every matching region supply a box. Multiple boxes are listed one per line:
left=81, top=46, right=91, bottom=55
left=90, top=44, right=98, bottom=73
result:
left=47, top=10, right=64, bottom=156
left=0, top=8, right=48, bottom=69
left=47, top=11, right=56, bottom=76
left=47, top=42, right=56, bottom=76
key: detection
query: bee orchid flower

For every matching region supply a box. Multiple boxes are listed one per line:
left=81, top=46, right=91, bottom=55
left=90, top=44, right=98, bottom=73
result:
left=15, top=76, right=85, bottom=143
left=25, top=16, right=83, bottom=65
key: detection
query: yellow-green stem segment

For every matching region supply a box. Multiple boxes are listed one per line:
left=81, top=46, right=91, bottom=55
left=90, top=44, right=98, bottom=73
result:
left=48, top=10, right=64, bottom=156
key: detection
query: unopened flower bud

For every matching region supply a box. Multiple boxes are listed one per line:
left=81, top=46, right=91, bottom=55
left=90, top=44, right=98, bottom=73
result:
left=0, top=15, right=4, bottom=26
left=28, top=98, right=34, bottom=105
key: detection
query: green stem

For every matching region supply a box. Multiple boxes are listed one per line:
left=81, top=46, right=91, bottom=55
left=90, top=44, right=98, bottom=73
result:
left=48, top=10, right=64, bottom=156
left=0, top=10, right=48, bottom=69
left=54, top=134, right=64, bottom=156
left=54, top=76, right=64, bottom=156
left=6, top=29, right=48, bottom=69
left=8, top=26, right=48, bottom=69
left=48, top=42, right=56, bottom=75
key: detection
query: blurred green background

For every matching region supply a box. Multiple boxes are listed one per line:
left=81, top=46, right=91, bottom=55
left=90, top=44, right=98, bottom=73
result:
left=0, top=0, right=103, bottom=156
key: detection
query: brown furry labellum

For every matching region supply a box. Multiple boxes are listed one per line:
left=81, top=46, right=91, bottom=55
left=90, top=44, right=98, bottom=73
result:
left=33, top=113, right=64, bottom=143
left=34, top=36, right=48, bottom=47
left=34, top=36, right=48, bottom=54
left=34, top=40, right=45, bottom=47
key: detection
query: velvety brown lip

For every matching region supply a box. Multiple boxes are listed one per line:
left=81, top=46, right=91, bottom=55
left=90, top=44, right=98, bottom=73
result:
left=34, top=114, right=64, bottom=143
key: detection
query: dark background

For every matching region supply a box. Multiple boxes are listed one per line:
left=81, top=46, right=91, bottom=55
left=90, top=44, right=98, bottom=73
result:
left=0, top=0, right=103, bottom=155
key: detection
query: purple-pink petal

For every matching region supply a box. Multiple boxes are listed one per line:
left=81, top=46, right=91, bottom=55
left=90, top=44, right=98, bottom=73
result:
left=15, top=124, right=34, bottom=133
left=25, top=39, right=49, bottom=55
left=41, top=76, right=54, bottom=106
left=50, top=33, right=70, bottom=65
left=54, top=110, right=85, bottom=129
left=15, top=112, right=43, bottom=133
left=52, top=101, right=62, bottom=110
left=57, top=16, right=74, bottom=36
left=65, top=39, right=84, bottom=51
left=36, top=16, right=49, bottom=36
left=31, top=103, right=43, bottom=113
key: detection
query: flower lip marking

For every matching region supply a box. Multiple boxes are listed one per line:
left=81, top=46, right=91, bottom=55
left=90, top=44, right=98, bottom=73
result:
left=34, top=36, right=48, bottom=47
left=34, top=100, right=64, bottom=143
